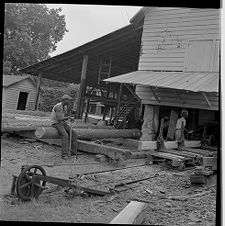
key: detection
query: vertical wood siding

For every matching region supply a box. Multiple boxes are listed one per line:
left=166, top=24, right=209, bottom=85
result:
left=2, top=88, right=8, bottom=108
left=3, top=79, right=37, bottom=110
left=139, top=7, right=220, bottom=71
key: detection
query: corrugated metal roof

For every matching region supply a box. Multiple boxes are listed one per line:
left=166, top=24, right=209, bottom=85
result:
left=19, top=24, right=142, bottom=87
left=104, top=71, right=219, bottom=93
left=3, top=75, right=32, bottom=87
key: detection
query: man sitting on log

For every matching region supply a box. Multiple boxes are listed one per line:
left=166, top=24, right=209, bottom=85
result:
left=50, top=94, right=77, bottom=160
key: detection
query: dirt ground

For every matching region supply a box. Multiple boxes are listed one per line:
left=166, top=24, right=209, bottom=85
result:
left=0, top=134, right=217, bottom=224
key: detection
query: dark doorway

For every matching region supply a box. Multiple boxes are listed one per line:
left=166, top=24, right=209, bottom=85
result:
left=17, top=92, right=28, bottom=110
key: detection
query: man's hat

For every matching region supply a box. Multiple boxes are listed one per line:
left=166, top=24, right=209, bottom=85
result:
left=181, top=109, right=188, bottom=115
left=62, top=94, right=72, bottom=100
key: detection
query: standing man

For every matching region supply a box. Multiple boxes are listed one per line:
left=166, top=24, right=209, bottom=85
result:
left=50, top=94, right=77, bottom=160
left=175, top=109, right=189, bottom=142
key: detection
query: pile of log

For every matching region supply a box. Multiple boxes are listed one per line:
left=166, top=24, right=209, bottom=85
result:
left=2, top=111, right=142, bottom=165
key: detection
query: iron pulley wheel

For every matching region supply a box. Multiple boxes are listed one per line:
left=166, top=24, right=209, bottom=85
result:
left=16, top=165, right=47, bottom=201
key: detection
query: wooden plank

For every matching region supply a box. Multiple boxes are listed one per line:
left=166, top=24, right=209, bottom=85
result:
left=148, top=150, right=188, bottom=161
left=144, top=20, right=219, bottom=30
left=109, top=201, right=148, bottom=224
left=143, top=29, right=219, bottom=38
left=142, top=34, right=220, bottom=43
left=34, top=175, right=109, bottom=196
left=77, top=140, right=131, bottom=162
left=179, top=147, right=216, bottom=156
left=78, top=185, right=110, bottom=196
left=144, top=24, right=218, bottom=32
left=144, top=15, right=219, bottom=25
left=159, top=149, right=202, bottom=162
left=146, top=8, right=218, bottom=18
left=79, top=164, right=146, bottom=176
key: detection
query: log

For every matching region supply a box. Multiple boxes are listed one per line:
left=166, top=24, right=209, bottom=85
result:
left=109, top=201, right=148, bottom=224
left=2, top=117, right=115, bottom=132
left=35, top=127, right=141, bottom=140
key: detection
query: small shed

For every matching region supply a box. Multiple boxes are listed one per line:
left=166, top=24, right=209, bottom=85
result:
left=2, top=75, right=37, bottom=110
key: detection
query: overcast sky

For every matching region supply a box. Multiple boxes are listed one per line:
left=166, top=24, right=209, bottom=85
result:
left=45, top=4, right=142, bottom=57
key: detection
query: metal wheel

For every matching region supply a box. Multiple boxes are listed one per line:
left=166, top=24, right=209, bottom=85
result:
left=16, top=165, right=47, bottom=201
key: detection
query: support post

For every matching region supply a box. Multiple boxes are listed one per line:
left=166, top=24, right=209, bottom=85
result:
left=116, top=83, right=123, bottom=115
left=34, top=73, right=42, bottom=111
left=76, top=55, right=89, bottom=119
left=140, top=105, right=159, bottom=141
left=84, top=98, right=90, bottom=123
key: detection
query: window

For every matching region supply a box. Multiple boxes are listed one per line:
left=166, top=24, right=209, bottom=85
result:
left=17, top=91, right=29, bottom=110
left=184, top=39, right=219, bottom=72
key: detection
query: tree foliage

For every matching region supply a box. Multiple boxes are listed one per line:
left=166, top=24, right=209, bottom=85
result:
left=4, top=3, right=68, bottom=74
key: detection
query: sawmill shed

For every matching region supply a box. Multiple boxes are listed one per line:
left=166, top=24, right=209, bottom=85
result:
left=19, top=6, right=220, bottom=147
left=104, top=7, right=220, bottom=146
left=20, top=23, right=143, bottom=128
left=2, top=75, right=37, bottom=111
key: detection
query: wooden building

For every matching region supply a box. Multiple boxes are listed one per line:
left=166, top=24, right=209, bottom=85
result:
left=19, top=7, right=220, bottom=145
left=2, top=75, right=37, bottom=111
left=105, top=7, right=220, bottom=144
left=20, top=24, right=143, bottom=128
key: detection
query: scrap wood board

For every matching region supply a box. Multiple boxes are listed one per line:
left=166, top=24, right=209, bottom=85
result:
left=147, top=150, right=190, bottom=161
left=179, top=147, right=217, bottom=157
left=159, top=149, right=202, bottom=159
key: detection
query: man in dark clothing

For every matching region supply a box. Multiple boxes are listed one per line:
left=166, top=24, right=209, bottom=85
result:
left=50, top=94, right=77, bottom=160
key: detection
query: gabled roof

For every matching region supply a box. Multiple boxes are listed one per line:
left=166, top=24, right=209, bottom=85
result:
left=130, top=7, right=149, bottom=25
left=104, top=71, right=219, bottom=93
left=3, top=75, right=36, bottom=88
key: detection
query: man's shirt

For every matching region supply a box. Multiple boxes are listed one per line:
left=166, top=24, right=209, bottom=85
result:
left=50, top=102, right=68, bottom=124
left=176, top=116, right=186, bottom=129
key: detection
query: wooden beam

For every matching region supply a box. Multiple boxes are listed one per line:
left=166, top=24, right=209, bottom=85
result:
left=140, top=100, right=218, bottom=111
left=77, top=55, right=89, bottom=119
left=77, top=140, right=131, bottom=163
left=34, top=73, right=42, bottom=110
left=173, top=89, right=185, bottom=104
left=150, top=87, right=160, bottom=103
left=109, top=201, right=148, bottom=224
left=124, top=83, right=141, bottom=101
left=116, top=83, right=123, bottom=114
left=201, top=92, right=212, bottom=108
